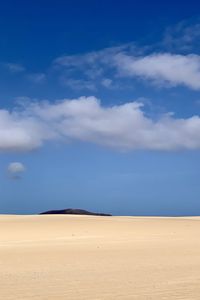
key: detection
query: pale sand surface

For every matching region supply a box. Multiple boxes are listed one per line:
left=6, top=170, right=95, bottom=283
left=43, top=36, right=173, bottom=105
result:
left=1, top=215, right=200, bottom=299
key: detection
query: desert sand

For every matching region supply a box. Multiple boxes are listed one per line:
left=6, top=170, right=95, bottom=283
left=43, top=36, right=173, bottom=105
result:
left=1, top=215, right=200, bottom=299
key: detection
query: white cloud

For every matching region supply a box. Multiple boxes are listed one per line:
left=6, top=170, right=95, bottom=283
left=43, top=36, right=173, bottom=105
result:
left=114, top=53, right=200, bottom=90
left=54, top=45, right=200, bottom=91
left=0, top=97, right=200, bottom=152
left=7, top=162, right=26, bottom=179
left=0, top=108, right=56, bottom=151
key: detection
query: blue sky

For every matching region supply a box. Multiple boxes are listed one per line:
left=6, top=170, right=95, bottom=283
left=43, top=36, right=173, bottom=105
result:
left=1, top=0, right=200, bottom=215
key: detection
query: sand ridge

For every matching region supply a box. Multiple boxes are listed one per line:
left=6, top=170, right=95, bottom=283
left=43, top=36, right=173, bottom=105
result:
left=1, top=215, right=200, bottom=299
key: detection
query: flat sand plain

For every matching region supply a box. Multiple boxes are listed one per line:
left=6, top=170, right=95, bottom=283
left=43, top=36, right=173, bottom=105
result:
left=1, top=215, right=200, bottom=299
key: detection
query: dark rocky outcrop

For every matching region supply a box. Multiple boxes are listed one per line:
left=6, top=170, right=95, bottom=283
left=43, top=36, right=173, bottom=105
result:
left=39, top=208, right=112, bottom=216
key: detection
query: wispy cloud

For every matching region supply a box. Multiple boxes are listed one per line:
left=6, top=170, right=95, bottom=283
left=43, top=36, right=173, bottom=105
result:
left=3, top=62, right=25, bottom=73
left=27, top=73, right=46, bottom=83
left=54, top=45, right=130, bottom=71
left=3, top=20, right=200, bottom=93
left=1, top=96, right=200, bottom=152
left=53, top=41, right=200, bottom=91
left=2, top=62, right=47, bottom=84
left=60, top=78, right=96, bottom=91
left=101, top=78, right=113, bottom=88
left=163, top=19, right=200, bottom=52
left=53, top=44, right=136, bottom=91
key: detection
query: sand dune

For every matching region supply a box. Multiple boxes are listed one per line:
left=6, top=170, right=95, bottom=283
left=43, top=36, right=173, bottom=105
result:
left=1, top=215, right=200, bottom=299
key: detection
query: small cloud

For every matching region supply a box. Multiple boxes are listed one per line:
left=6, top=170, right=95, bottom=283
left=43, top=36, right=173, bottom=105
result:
left=27, top=73, right=46, bottom=83
left=7, top=162, right=26, bottom=179
left=61, top=78, right=96, bottom=91
left=3, top=63, right=25, bottom=73
left=101, top=78, right=113, bottom=88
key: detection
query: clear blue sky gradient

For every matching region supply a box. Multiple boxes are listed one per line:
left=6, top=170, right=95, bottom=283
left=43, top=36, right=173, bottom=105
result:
left=1, top=0, right=200, bottom=215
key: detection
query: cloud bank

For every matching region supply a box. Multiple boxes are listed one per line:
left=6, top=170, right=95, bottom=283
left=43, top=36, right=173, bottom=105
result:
left=1, top=96, right=200, bottom=152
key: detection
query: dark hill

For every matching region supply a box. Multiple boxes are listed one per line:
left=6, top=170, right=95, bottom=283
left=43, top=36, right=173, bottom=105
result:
left=39, top=208, right=112, bottom=216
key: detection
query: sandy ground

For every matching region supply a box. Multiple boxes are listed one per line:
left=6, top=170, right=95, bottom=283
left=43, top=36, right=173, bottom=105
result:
left=1, top=215, right=200, bottom=299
